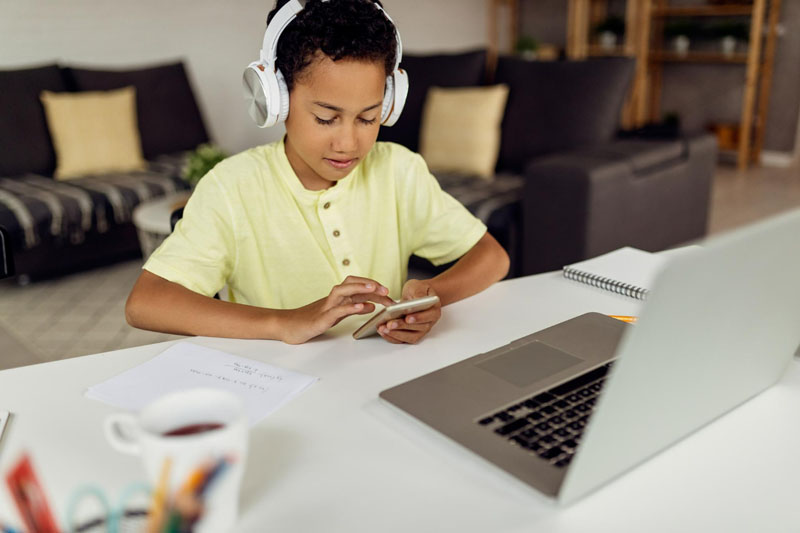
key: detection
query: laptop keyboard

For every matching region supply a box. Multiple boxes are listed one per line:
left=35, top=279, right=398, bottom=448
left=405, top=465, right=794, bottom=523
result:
left=476, top=362, right=614, bottom=469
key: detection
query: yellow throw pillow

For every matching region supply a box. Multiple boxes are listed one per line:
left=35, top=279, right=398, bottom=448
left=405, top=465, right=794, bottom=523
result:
left=40, top=86, right=147, bottom=179
left=419, top=84, right=509, bottom=180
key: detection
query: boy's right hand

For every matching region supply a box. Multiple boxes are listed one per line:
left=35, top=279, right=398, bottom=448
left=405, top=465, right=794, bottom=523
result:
left=280, top=276, right=394, bottom=344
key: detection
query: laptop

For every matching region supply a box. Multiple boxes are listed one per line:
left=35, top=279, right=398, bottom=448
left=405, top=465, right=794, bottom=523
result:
left=380, top=208, right=800, bottom=504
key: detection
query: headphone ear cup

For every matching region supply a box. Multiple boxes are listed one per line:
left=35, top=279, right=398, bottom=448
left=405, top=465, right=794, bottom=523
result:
left=276, top=69, right=290, bottom=123
left=243, top=63, right=271, bottom=128
left=380, top=75, right=395, bottom=125
left=381, top=69, right=408, bottom=127
left=243, top=62, right=284, bottom=128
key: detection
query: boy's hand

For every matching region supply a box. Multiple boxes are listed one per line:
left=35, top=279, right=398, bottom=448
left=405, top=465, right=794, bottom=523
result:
left=378, top=279, right=441, bottom=344
left=281, top=276, right=394, bottom=344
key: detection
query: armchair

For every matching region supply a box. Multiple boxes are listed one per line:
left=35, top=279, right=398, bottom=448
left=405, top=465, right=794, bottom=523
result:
left=380, top=51, right=718, bottom=278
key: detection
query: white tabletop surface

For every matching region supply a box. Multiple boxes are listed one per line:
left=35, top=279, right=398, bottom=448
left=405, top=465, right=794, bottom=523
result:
left=1, top=272, right=798, bottom=531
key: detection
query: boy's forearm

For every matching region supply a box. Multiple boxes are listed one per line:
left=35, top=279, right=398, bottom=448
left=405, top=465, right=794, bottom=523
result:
left=426, top=232, right=510, bottom=306
left=125, top=270, right=287, bottom=341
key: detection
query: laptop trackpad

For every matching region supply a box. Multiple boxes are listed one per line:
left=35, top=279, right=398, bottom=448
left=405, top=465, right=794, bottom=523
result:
left=477, top=341, right=584, bottom=387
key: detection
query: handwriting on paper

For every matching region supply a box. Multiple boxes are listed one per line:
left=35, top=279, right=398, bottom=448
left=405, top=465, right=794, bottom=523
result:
left=86, top=342, right=318, bottom=425
left=189, top=367, right=273, bottom=393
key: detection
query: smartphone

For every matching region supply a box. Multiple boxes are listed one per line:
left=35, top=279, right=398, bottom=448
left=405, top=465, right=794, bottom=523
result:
left=352, top=295, right=440, bottom=340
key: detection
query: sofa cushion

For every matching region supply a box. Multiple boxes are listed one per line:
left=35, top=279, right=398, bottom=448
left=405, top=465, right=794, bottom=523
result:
left=0, top=64, right=69, bottom=177
left=65, top=62, right=209, bottom=159
left=494, top=56, right=635, bottom=173
left=378, top=49, right=488, bottom=153
left=40, top=87, right=148, bottom=179
left=420, top=85, right=509, bottom=179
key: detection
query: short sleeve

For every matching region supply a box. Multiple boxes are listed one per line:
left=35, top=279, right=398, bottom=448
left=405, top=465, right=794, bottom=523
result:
left=400, top=152, right=487, bottom=266
left=143, top=172, right=236, bottom=296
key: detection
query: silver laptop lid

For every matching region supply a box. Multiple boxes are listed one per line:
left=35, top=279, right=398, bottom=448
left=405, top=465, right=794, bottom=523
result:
left=560, top=208, right=800, bottom=503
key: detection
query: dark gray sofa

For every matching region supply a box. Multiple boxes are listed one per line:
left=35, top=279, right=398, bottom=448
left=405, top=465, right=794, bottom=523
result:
left=0, top=61, right=202, bottom=282
left=379, top=50, right=717, bottom=278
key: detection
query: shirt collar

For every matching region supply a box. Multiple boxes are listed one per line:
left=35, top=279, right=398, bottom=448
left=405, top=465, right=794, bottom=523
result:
left=274, top=136, right=363, bottom=205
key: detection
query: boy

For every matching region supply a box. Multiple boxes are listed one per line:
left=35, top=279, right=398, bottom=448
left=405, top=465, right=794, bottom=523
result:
left=125, top=0, right=509, bottom=344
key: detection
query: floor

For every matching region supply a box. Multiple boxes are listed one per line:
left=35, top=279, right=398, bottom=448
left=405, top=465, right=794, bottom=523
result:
left=1, top=161, right=799, bottom=371
left=0, top=260, right=182, bottom=369
left=707, top=162, right=800, bottom=234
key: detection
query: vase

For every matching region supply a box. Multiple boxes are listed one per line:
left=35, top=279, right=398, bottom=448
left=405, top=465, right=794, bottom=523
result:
left=599, top=31, right=617, bottom=50
left=672, top=35, right=690, bottom=56
left=720, top=36, right=737, bottom=57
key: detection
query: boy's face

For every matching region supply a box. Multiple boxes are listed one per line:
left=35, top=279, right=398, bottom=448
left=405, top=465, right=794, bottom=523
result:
left=284, top=54, right=386, bottom=191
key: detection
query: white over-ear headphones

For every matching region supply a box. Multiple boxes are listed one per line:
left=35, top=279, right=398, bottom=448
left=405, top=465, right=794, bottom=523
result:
left=243, top=0, right=408, bottom=129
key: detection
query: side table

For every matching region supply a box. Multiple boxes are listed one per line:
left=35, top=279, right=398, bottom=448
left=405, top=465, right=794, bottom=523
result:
left=132, top=191, right=191, bottom=258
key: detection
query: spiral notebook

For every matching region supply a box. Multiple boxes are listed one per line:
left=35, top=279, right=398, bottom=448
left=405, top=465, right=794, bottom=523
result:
left=562, top=247, right=672, bottom=300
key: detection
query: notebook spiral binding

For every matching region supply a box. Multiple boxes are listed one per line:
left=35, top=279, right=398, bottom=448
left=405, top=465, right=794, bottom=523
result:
left=563, top=267, right=649, bottom=300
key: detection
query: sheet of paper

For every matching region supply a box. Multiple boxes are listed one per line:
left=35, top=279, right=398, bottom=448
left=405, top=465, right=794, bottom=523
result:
left=86, top=342, right=317, bottom=425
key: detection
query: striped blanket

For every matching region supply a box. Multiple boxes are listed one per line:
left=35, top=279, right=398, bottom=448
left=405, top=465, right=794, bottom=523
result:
left=0, top=167, right=188, bottom=250
left=0, top=160, right=523, bottom=252
left=433, top=171, right=523, bottom=224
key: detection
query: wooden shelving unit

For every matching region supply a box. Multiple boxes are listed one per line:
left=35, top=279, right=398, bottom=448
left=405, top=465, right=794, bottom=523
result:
left=648, top=0, right=780, bottom=170
left=493, top=0, right=782, bottom=171
left=487, top=0, right=519, bottom=76
left=565, top=0, right=651, bottom=129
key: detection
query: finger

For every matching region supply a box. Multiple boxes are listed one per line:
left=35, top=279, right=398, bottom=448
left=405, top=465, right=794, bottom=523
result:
left=330, top=282, right=389, bottom=301
left=403, top=307, right=441, bottom=325
left=383, top=319, right=430, bottom=333
left=378, top=327, right=404, bottom=344
left=341, top=276, right=390, bottom=295
left=350, top=293, right=396, bottom=308
left=401, top=281, right=434, bottom=301
left=354, top=302, right=377, bottom=315
left=325, top=302, right=366, bottom=324
left=379, top=325, right=426, bottom=344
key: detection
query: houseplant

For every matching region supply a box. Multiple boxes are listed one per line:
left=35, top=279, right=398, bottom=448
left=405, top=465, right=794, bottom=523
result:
left=515, top=35, right=539, bottom=60
left=181, top=143, right=228, bottom=188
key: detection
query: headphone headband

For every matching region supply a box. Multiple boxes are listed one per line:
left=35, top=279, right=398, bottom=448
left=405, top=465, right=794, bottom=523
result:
left=244, top=0, right=408, bottom=128
left=260, top=0, right=402, bottom=72
left=260, top=0, right=306, bottom=65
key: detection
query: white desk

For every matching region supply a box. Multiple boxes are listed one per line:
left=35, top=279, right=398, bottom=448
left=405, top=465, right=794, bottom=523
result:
left=1, top=272, right=799, bottom=531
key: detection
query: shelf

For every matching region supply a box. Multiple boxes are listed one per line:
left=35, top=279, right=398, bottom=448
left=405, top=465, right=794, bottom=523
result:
left=652, top=5, right=755, bottom=17
left=650, top=50, right=748, bottom=63
left=587, top=44, right=635, bottom=57
left=556, top=0, right=775, bottom=169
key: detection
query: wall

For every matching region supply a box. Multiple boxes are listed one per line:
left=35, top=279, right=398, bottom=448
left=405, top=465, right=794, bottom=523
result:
left=0, top=0, right=487, bottom=154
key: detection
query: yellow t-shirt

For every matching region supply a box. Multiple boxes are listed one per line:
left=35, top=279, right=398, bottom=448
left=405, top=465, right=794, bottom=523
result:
left=144, top=139, right=487, bottom=309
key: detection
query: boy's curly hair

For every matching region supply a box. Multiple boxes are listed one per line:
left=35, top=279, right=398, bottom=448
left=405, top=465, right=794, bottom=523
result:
left=267, top=0, right=398, bottom=92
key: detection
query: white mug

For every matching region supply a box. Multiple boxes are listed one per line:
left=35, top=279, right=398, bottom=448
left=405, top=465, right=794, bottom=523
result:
left=104, top=388, right=248, bottom=532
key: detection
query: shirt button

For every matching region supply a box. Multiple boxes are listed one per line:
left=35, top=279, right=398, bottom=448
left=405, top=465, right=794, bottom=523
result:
left=323, top=202, right=331, bottom=209
left=342, top=259, right=350, bottom=266
left=333, top=230, right=340, bottom=237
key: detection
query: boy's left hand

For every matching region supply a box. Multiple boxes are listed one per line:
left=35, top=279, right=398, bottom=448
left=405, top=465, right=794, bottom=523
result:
left=378, top=279, right=441, bottom=344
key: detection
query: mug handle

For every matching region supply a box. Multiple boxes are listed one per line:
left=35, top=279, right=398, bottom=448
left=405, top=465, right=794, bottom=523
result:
left=104, top=413, right=142, bottom=455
